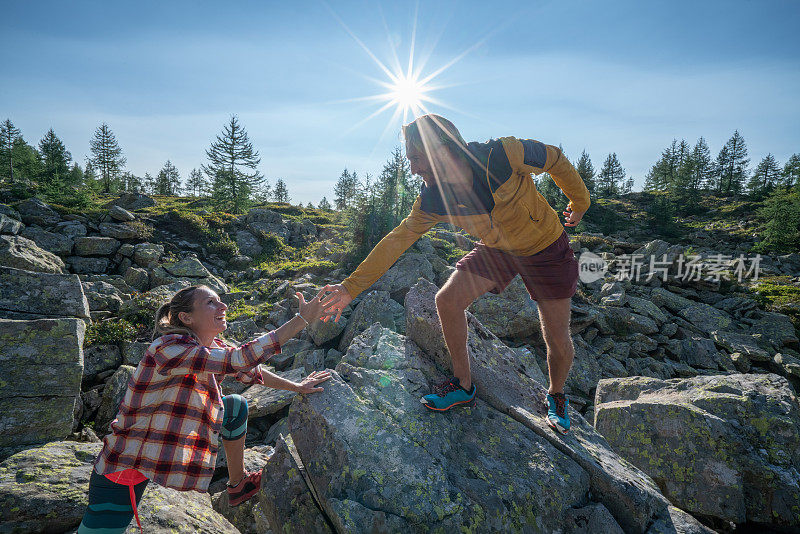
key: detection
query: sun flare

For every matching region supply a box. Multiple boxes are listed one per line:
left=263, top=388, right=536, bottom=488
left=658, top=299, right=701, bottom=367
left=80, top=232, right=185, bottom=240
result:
left=388, top=74, right=428, bottom=114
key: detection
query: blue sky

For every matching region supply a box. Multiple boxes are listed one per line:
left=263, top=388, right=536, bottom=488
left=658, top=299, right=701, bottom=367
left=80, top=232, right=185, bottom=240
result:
left=2, top=0, right=799, bottom=204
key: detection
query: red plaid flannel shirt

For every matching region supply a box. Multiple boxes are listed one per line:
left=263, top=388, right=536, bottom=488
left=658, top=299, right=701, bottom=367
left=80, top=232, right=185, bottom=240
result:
left=93, top=330, right=281, bottom=492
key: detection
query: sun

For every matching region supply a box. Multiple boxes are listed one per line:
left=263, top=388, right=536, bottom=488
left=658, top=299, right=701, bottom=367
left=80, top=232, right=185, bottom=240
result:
left=388, top=74, right=428, bottom=114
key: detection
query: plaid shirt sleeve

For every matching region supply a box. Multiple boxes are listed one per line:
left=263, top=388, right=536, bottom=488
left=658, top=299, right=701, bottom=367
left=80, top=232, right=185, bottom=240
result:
left=152, top=331, right=281, bottom=377
left=233, top=364, right=265, bottom=386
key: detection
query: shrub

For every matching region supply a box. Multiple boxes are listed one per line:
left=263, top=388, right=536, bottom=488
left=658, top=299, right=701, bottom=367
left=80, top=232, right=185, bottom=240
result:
left=85, top=318, right=139, bottom=346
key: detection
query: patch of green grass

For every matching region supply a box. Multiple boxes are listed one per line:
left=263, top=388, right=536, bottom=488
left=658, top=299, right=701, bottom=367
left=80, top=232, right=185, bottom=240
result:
left=225, top=299, right=274, bottom=321
left=85, top=318, right=140, bottom=346
left=751, top=277, right=800, bottom=307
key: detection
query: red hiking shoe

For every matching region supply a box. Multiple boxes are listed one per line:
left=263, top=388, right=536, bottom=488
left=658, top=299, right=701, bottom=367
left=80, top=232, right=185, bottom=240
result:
left=226, top=470, right=262, bottom=506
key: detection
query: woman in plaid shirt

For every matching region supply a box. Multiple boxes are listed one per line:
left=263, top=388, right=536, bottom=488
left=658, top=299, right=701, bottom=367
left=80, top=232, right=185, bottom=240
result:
left=77, top=283, right=336, bottom=533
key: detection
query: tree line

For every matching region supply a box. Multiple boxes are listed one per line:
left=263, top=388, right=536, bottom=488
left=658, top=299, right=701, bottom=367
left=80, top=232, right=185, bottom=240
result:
left=0, top=115, right=292, bottom=214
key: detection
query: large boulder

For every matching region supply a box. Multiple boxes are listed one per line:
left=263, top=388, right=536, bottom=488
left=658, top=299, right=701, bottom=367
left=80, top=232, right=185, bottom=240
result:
left=369, top=252, right=434, bottom=299
left=0, top=441, right=238, bottom=533
left=339, top=290, right=405, bottom=351
left=74, top=236, right=121, bottom=257
left=19, top=226, right=74, bottom=256
left=0, top=318, right=85, bottom=458
left=104, top=192, right=156, bottom=211
left=0, top=266, right=90, bottom=319
left=258, top=433, right=332, bottom=533
left=468, top=276, right=541, bottom=340
left=403, top=279, right=674, bottom=533
left=289, top=325, right=591, bottom=533
left=241, top=367, right=306, bottom=418
left=0, top=234, right=65, bottom=273
left=595, top=373, right=800, bottom=531
left=0, top=213, right=22, bottom=235
left=16, top=197, right=61, bottom=227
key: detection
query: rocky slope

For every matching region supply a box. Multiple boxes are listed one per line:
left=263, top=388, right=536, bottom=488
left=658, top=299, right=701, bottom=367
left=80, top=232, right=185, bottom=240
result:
left=0, top=192, right=798, bottom=533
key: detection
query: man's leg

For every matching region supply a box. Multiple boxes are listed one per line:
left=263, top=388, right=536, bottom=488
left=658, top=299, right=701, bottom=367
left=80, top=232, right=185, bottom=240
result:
left=435, top=269, right=497, bottom=391
left=535, top=297, right=575, bottom=394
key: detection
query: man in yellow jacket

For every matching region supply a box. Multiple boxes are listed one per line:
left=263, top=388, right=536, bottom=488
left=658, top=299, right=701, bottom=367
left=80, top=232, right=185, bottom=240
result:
left=322, top=114, right=590, bottom=434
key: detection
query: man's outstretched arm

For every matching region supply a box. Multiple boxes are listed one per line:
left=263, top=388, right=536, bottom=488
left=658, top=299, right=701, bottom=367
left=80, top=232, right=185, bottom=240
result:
left=321, top=196, right=439, bottom=322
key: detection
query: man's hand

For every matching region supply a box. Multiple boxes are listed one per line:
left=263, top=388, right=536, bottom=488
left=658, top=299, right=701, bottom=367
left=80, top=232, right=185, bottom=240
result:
left=319, top=284, right=352, bottom=323
left=562, top=205, right=586, bottom=227
left=293, top=370, right=331, bottom=394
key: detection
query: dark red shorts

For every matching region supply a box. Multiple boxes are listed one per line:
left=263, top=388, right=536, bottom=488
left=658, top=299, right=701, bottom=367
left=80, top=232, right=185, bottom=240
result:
left=455, top=230, right=578, bottom=300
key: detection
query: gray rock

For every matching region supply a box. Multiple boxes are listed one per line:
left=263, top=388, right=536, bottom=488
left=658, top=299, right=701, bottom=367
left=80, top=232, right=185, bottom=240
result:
left=121, top=341, right=150, bottom=366
left=82, top=344, right=122, bottom=382
left=81, top=280, right=125, bottom=312
left=627, top=295, right=670, bottom=324
left=307, top=315, right=345, bottom=346
left=292, top=349, right=326, bottom=372
left=269, top=338, right=313, bottom=371
left=0, top=204, right=21, bottom=221
left=133, top=242, right=163, bottom=267
left=564, top=502, right=625, bottom=534
left=0, top=318, right=85, bottom=454
left=468, top=276, right=541, bottom=340
left=74, top=236, right=121, bottom=256
left=681, top=335, right=720, bottom=370
left=0, top=234, right=65, bottom=273
left=0, top=266, right=89, bottom=319
left=94, top=365, right=136, bottom=434
left=370, top=252, right=434, bottom=297
left=105, top=192, right=156, bottom=211
left=711, top=330, right=771, bottom=361
left=123, top=266, right=149, bottom=291
left=404, top=279, right=671, bottom=533
left=339, top=290, right=405, bottom=351
left=289, top=325, right=590, bottom=533
left=595, top=373, right=800, bottom=529
left=223, top=318, right=260, bottom=342
left=55, top=220, right=88, bottom=239
left=264, top=417, right=289, bottom=445
left=109, top=205, right=136, bottom=221
left=20, top=226, right=73, bottom=256
left=1, top=441, right=238, bottom=533
left=98, top=221, right=140, bottom=240
left=678, top=303, right=734, bottom=334
left=16, top=197, right=60, bottom=227
left=242, top=367, right=305, bottom=418
left=0, top=213, right=22, bottom=235
left=258, top=434, right=332, bottom=533
left=67, top=256, right=109, bottom=274
left=235, top=230, right=262, bottom=258
left=748, top=311, right=799, bottom=349
left=651, top=287, right=694, bottom=313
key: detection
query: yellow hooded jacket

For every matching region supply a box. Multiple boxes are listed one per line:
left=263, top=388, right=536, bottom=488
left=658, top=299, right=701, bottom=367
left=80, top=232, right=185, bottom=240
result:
left=341, top=136, right=591, bottom=299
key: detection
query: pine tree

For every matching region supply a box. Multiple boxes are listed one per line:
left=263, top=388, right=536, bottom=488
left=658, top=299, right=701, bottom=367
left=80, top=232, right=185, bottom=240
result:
left=155, top=160, right=181, bottom=195
left=781, top=154, right=800, bottom=190
left=306, top=202, right=315, bottom=209
left=747, top=154, right=781, bottom=198
left=142, top=172, right=156, bottom=195
left=535, top=172, right=566, bottom=208
left=89, top=123, right=126, bottom=193
left=318, top=196, right=332, bottom=211
left=186, top=168, right=209, bottom=197
left=273, top=178, right=289, bottom=203
left=38, top=128, right=72, bottom=191
left=597, top=153, right=626, bottom=198
left=84, top=160, right=99, bottom=190
left=715, top=130, right=749, bottom=196
left=67, top=163, right=84, bottom=187
left=688, top=137, right=713, bottom=192
left=575, top=150, right=596, bottom=196
left=644, top=140, right=678, bottom=192
left=201, top=115, right=264, bottom=214
left=334, top=168, right=355, bottom=210
left=0, top=119, right=21, bottom=183
left=120, top=171, right=144, bottom=193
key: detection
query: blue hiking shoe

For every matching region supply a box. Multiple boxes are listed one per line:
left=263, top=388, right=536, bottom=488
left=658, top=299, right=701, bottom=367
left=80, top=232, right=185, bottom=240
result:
left=546, top=392, right=570, bottom=434
left=420, top=376, right=477, bottom=411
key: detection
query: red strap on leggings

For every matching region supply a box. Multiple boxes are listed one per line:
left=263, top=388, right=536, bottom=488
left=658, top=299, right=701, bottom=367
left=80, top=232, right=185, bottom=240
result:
left=104, top=468, right=147, bottom=533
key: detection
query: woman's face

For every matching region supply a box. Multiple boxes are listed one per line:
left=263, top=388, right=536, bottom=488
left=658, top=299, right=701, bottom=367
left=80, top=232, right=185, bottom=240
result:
left=178, top=288, right=228, bottom=337
left=406, top=140, right=464, bottom=188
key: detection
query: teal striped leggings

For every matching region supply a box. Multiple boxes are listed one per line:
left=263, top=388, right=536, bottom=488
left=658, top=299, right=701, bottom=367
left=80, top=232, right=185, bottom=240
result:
left=77, top=394, right=249, bottom=533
